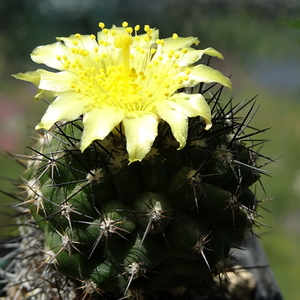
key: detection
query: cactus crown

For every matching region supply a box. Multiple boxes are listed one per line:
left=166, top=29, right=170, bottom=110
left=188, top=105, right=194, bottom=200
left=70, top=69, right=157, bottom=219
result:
left=14, top=21, right=231, bottom=162
left=2, top=22, right=274, bottom=300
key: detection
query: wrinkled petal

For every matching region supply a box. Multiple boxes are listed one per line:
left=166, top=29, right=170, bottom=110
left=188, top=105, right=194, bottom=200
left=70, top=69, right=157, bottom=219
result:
left=156, top=102, right=188, bottom=149
left=186, top=64, right=232, bottom=89
left=13, top=71, right=60, bottom=100
left=35, top=92, right=86, bottom=130
left=177, top=47, right=224, bottom=66
left=57, top=34, right=96, bottom=52
left=97, top=25, right=126, bottom=45
left=199, top=47, right=224, bottom=60
left=13, top=71, right=41, bottom=86
left=123, top=112, right=158, bottom=163
left=167, top=93, right=212, bottom=129
left=81, top=107, right=125, bottom=151
left=31, top=42, right=70, bottom=70
left=163, top=36, right=199, bottom=52
left=38, top=70, right=74, bottom=92
left=35, top=89, right=59, bottom=101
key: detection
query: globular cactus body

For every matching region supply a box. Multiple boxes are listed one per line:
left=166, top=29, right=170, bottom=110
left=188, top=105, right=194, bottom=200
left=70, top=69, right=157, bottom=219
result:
left=2, top=22, right=272, bottom=300
left=15, top=91, right=265, bottom=300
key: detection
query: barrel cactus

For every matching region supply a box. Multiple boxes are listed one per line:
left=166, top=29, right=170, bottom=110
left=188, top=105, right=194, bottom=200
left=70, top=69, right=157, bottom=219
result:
left=3, top=21, right=274, bottom=300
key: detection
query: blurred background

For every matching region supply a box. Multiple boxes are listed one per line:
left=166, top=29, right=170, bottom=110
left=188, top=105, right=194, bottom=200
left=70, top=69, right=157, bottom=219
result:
left=0, top=0, right=299, bottom=298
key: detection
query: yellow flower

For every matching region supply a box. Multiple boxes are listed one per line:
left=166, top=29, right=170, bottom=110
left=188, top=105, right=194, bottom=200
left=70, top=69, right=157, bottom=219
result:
left=14, top=22, right=231, bottom=163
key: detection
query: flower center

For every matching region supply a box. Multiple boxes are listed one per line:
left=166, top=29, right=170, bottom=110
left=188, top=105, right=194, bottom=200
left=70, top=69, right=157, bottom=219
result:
left=64, top=23, right=190, bottom=113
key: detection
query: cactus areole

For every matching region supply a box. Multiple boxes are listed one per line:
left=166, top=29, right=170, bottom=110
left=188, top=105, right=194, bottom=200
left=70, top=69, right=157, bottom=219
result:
left=8, top=21, right=271, bottom=300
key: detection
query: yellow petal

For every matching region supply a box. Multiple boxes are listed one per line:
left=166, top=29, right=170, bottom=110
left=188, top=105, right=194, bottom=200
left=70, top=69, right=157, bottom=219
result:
left=38, top=70, right=74, bottom=92
left=188, top=64, right=232, bottom=89
left=163, top=36, right=199, bottom=52
left=156, top=102, right=188, bottom=149
left=200, top=47, right=224, bottom=60
left=168, top=93, right=212, bottom=129
left=80, top=107, right=125, bottom=151
left=35, top=92, right=86, bottom=130
left=177, top=47, right=224, bottom=66
left=13, top=71, right=41, bottom=86
left=13, top=69, right=73, bottom=92
left=13, top=71, right=59, bottom=101
left=31, top=42, right=70, bottom=70
left=123, top=112, right=158, bottom=163
left=57, top=35, right=95, bottom=51
left=134, top=29, right=159, bottom=45
left=97, top=25, right=125, bottom=45
left=35, top=89, right=59, bottom=101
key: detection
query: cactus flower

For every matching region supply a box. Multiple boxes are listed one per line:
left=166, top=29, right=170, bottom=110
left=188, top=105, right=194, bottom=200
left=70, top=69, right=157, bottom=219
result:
left=14, top=22, right=231, bottom=162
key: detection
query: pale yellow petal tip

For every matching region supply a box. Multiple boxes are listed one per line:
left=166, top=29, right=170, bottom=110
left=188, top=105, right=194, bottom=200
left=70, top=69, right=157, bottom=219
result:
left=12, top=71, right=41, bottom=86
left=35, top=123, right=44, bottom=131
left=128, top=148, right=151, bottom=164
left=204, top=47, right=224, bottom=60
left=218, top=74, right=232, bottom=90
left=226, top=78, right=233, bottom=90
left=128, top=157, right=142, bottom=164
left=80, top=138, right=93, bottom=153
left=176, top=138, right=187, bottom=151
left=35, top=121, right=53, bottom=131
left=12, top=72, right=28, bottom=80
left=80, top=144, right=88, bottom=153
left=204, top=122, right=212, bottom=131
left=127, top=141, right=155, bottom=164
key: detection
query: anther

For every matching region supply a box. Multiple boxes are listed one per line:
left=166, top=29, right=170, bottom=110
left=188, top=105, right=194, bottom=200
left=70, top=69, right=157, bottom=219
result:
left=99, top=22, right=105, bottom=29
left=185, top=68, right=191, bottom=75
left=156, top=39, right=164, bottom=45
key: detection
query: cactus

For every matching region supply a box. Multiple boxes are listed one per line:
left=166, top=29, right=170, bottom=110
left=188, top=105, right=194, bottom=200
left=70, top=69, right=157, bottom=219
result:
left=2, top=22, right=274, bottom=300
